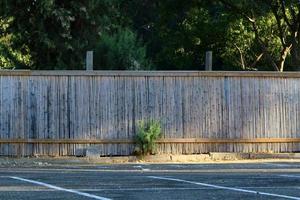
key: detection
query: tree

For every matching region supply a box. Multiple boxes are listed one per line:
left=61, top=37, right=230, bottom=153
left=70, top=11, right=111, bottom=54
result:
left=0, top=0, right=124, bottom=69
left=219, top=0, right=300, bottom=71
left=221, top=14, right=282, bottom=71
left=94, top=28, right=152, bottom=70
left=0, top=16, right=32, bottom=69
left=122, top=0, right=231, bottom=70
left=2, top=0, right=299, bottom=71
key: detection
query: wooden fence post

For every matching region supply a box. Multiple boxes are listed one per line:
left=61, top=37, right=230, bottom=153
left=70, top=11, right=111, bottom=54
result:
left=205, top=51, right=212, bottom=71
left=86, top=51, right=93, bottom=70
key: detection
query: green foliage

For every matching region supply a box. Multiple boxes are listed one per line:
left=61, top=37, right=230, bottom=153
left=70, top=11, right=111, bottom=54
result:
left=221, top=18, right=255, bottom=70
left=0, top=17, right=32, bottom=69
left=154, top=5, right=212, bottom=70
left=221, top=14, right=282, bottom=70
left=0, top=0, right=124, bottom=69
left=219, top=0, right=300, bottom=71
left=123, top=0, right=233, bottom=70
left=0, top=43, right=32, bottom=69
left=1, top=0, right=299, bottom=71
left=94, top=28, right=152, bottom=70
left=134, top=120, right=162, bottom=156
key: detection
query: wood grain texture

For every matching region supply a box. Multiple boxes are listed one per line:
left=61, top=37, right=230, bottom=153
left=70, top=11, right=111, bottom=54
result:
left=0, top=71, right=300, bottom=156
left=0, top=138, right=299, bottom=144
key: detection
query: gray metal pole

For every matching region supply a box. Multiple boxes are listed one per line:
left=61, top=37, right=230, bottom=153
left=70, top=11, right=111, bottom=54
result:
left=205, top=51, right=212, bottom=71
left=86, top=51, right=93, bottom=70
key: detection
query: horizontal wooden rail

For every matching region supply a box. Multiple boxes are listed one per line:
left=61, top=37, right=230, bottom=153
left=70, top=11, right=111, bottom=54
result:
left=0, top=138, right=300, bottom=144
left=159, top=138, right=300, bottom=143
left=1, top=70, right=300, bottom=77
left=0, top=139, right=133, bottom=144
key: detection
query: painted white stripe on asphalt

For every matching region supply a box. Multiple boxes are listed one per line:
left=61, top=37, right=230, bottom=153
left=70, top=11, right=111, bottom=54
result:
left=263, top=163, right=294, bottom=167
left=280, top=175, right=300, bottom=178
left=147, top=176, right=300, bottom=200
left=78, top=187, right=208, bottom=191
left=10, top=176, right=111, bottom=200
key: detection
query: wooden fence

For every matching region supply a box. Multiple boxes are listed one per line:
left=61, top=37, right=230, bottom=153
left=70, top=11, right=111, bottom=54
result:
left=0, top=70, right=300, bottom=156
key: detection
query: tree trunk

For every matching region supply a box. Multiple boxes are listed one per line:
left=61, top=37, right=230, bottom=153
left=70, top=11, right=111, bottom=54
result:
left=279, top=44, right=292, bottom=72
left=234, top=44, right=246, bottom=70
left=249, top=52, right=264, bottom=69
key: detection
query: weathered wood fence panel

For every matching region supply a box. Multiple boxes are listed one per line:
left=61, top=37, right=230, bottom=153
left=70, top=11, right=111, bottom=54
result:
left=0, top=71, right=300, bottom=156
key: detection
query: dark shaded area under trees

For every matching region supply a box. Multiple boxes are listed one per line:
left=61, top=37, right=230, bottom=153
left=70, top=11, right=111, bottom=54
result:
left=1, top=0, right=300, bottom=71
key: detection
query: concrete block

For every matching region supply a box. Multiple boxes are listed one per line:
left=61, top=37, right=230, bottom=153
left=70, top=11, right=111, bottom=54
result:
left=85, top=146, right=101, bottom=159
left=75, top=148, right=86, bottom=157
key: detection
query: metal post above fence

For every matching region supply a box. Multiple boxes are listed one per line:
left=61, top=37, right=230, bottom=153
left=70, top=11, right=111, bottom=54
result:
left=205, top=51, right=212, bottom=71
left=86, top=51, right=93, bottom=71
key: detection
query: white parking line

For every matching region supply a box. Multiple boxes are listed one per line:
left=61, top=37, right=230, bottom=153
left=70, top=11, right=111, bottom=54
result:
left=10, top=176, right=111, bottom=200
left=78, top=187, right=208, bottom=191
left=147, top=176, right=300, bottom=200
left=263, top=163, right=295, bottom=167
left=280, top=175, right=300, bottom=178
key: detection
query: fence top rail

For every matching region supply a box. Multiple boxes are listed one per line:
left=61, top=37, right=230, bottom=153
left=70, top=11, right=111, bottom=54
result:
left=1, top=70, right=300, bottom=77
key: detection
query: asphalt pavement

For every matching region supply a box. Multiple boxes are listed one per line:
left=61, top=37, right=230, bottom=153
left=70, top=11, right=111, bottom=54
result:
left=0, top=162, right=300, bottom=199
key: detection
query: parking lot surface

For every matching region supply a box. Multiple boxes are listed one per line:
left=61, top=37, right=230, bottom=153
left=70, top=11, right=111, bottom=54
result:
left=1, top=162, right=300, bottom=199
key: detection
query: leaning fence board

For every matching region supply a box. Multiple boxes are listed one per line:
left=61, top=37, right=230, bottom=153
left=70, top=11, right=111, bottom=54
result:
left=0, top=70, right=300, bottom=156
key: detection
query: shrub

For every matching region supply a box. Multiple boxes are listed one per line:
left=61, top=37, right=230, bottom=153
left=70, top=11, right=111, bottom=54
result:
left=94, top=27, right=152, bottom=70
left=134, top=120, right=161, bottom=156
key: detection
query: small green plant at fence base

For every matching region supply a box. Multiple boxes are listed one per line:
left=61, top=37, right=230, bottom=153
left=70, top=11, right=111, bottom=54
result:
left=133, top=120, right=162, bottom=156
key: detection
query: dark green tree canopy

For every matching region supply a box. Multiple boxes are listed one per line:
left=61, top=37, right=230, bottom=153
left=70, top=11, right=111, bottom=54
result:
left=1, top=0, right=125, bottom=69
left=1, top=0, right=300, bottom=71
